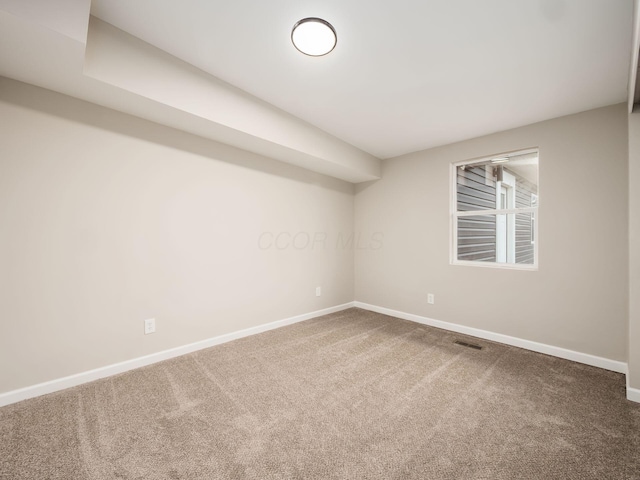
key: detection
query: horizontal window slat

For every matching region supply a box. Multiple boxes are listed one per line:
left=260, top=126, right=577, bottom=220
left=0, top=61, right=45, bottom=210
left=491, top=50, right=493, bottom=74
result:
left=458, top=253, right=496, bottom=262
left=457, top=195, right=496, bottom=209
left=459, top=233, right=495, bottom=239
left=458, top=238, right=495, bottom=245
left=458, top=244, right=496, bottom=250
left=457, top=175, right=496, bottom=194
left=457, top=184, right=496, bottom=203
left=457, top=202, right=495, bottom=211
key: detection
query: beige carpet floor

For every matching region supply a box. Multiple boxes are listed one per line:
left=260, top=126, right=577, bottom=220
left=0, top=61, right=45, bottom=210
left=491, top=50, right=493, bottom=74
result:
left=1, top=308, right=639, bottom=479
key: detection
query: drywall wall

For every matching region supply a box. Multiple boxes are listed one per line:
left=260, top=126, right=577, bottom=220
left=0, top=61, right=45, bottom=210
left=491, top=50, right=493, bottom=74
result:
left=629, top=111, right=640, bottom=390
left=0, top=77, right=355, bottom=393
left=355, top=104, right=629, bottom=362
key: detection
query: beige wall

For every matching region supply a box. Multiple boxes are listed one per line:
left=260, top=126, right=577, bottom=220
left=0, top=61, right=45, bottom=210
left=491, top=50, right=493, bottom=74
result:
left=0, top=78, right=354, bottom=393
left=629, top=112, right=640, bottom=389
left=355, top=104, right=629, bottom=362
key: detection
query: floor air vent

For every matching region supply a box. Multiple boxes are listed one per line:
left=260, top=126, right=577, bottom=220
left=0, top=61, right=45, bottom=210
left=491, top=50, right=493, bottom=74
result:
left=454, top=340, right=483, bottom=350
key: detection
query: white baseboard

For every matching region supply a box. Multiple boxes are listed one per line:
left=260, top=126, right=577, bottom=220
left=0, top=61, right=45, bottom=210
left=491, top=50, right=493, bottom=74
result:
left=4, top=301, right=637, bottom=407
left=0, top=302, right=355, bottom=408
left=353, top=301, right=629, bottom=375
left=627, top=376, right=640, bottom=403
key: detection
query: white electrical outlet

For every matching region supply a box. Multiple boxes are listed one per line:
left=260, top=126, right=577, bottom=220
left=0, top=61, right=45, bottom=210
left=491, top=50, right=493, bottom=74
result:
left=427, top=293, right=435, bottom=305
left=316, top=286, right=322, bottom=297
left=144, top=318, right=156, bottom=335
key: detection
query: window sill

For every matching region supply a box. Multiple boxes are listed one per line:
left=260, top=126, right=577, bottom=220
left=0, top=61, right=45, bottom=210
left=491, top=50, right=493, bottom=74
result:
left=451, top=260, right=538, bottom=271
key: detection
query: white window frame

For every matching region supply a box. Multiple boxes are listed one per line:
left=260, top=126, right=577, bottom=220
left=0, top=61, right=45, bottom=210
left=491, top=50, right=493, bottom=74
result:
left=530, top=193, right=538, bottom=246
left=495, top=170, right=516, bottom=263
left=450, top=148, right=539, bottom=271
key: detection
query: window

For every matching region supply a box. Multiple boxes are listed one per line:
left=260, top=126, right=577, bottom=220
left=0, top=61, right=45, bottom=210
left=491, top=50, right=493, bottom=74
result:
left=451, top=149, right=539, bottom=269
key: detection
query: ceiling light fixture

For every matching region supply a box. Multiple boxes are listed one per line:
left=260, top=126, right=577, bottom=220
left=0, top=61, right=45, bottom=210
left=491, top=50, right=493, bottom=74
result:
left=291, top=18, right=337, bottom=56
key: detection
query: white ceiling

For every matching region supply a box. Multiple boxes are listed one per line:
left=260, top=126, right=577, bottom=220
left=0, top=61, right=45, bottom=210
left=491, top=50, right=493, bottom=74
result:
left=91, top=0, right=634, bottom=159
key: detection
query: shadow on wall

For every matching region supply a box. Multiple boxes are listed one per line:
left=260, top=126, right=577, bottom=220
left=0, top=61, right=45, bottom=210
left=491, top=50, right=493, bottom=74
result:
left=0, top=78, right=355, bottom=195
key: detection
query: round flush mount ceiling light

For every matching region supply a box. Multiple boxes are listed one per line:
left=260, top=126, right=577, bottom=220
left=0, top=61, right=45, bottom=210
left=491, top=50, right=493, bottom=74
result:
left=291, top=18, right=337, bottom=56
